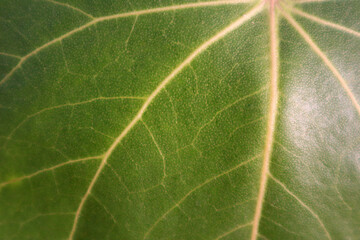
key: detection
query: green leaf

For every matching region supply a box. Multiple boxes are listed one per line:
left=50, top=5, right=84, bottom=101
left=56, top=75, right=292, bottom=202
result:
left=1, top=0, right=359, bottom=239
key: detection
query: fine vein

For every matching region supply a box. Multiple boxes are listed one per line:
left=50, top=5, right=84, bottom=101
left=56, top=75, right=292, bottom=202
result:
left=44, top=0, right=94, bottom=19
left=0, top=52, right=21, bottom=59
left=192, top=85, right=268, bottom=144
left=250, top=1, right=279, bottom=239
left=142, top=119, right=167, bottom=180
left=269, top=174, right=332, bottom=239
left=294, top=0, right=331, bottom=3
left=3, top=96, right=145, bottom=148
left=0, top=156, right=102, bottom=189
left=282, top=10, right=360, bottom=116
left=143, top=155, right=260, bottom=239
left=68, top=3, right=264, bottom=239
left=214, top=222, right=253, bottom=239
left=262, top=215, right=300, bottom=236
left=0, top=0, right=252, bottom=86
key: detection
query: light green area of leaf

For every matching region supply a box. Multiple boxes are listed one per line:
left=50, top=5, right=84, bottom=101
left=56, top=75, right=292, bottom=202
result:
left=0, top=0, right=359, bottom=239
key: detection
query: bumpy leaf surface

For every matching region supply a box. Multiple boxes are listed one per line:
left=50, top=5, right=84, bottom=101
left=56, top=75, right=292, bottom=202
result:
left=1, top=0, right=360, bottom=239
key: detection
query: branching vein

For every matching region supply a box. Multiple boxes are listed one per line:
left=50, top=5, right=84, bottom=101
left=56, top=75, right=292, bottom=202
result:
left=3, top=96, right=145, bottom=148
left=0, top=0, right=253, bottom=86
left=68, top=3, right=264, bottom=239
left=269, top=174, right=332, bottom=239
left=44, top=0, right=94, bottom=19
left=192, top=85, right=268, bottom=144
left=281, top=10, right=360, bottom=116
left=143, top=155, right=260, bottom=239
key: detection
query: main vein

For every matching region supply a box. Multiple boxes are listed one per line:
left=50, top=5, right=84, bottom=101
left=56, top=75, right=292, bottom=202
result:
left=0, top=0, right=252, bottom=86
left=251, top=1, right=279, bottom=239
left=67, top=3, right=265, bottom=239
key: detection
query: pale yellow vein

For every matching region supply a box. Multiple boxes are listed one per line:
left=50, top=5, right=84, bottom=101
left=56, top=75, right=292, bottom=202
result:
left=143, top=155, right=261, bottom=239
left=214, top=222, right=253, bottom=240
left=0, top=52, right=21, bottom=59
left=294, top=0, right=331, bottom=3
left=91, top=193, right=118, bottom=224
left=0, top=156, right=102, bottom=189
left=262, top=215, right=300, bottom=236
left=258, top=233, right=270, bottom=240
left=269, top=173, right=332, bottom=239
left=125, top=15, right=138, bottom=50
left=44, top=0, right=94, bottom=19
left=251, top=1, right=279, bottom=239
left=3, top=96, right=145, bottom=148
left=213, top=198, right=256, bottom=212
left=274, top=141, right=301, bottom=158
left=291, top=7, right=360, bottom=38
left=141, top=119, right=167, bottom=180
left=192, top=85, right=268, bottom=144
left=282, top=10, right=360, bottom=116
left=68, top=3, right=265, bottom=239
left=0, top=0, right=253, bottom=86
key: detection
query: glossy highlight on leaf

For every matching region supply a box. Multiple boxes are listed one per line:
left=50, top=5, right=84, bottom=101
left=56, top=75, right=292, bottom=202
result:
left=0, top=0, right=360, bottom=239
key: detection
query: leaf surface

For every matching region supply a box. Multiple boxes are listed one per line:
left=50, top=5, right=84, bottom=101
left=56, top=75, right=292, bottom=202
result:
left=0, top=0, right=360, bottom=239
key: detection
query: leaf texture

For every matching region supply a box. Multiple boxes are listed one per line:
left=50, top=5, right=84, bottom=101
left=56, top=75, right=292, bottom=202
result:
left=0, top=0, right=359, bottom=239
